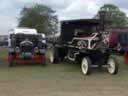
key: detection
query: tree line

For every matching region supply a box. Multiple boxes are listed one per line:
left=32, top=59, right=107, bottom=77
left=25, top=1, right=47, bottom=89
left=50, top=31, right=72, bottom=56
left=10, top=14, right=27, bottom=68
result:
left=18, top=4, right=128, bottom=34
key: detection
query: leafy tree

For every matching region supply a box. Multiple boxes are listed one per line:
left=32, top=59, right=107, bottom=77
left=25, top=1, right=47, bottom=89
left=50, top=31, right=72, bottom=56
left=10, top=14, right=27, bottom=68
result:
left=96, top=4, right=127, bottom=29
left=18, top=4, right=58, bottom=34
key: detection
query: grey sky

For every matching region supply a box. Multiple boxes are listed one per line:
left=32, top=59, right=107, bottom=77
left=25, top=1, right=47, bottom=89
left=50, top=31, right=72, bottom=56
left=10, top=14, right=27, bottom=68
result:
left=0, top=0, right=128, bottom=35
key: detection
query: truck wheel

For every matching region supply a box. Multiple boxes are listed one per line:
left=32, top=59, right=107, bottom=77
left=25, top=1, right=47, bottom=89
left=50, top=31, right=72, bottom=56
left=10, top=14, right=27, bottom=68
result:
left=39, top=55, right=46, bottom=66
left=49, top=47, right=58, bottom=64
left=107, top=57, right=118, bottom=75
left=98, top=65, right=102, bottom=70
left=117, top=43, right=121, bottom=52
left=81, top=57, right=91, bottom=75
left=8, top=54, right=14, bottom=67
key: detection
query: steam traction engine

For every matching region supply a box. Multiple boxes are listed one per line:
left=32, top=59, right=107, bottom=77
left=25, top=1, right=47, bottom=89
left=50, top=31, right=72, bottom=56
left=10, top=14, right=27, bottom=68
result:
left=49, top=19, right=119, bottom=75
left=8, top=28, right=46, bottom=67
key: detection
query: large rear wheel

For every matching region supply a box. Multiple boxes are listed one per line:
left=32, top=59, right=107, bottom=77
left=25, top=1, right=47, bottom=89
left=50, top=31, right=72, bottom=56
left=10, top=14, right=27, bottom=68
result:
left=8, top=54, right=14, bottom=67
left=107, top=56, right=118, bottom=75
left=81, top=57, right=91, bottom=75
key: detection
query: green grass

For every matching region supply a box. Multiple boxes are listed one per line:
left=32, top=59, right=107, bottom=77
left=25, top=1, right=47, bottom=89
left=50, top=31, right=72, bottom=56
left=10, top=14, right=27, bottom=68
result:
left=0, top=48, right=128, bottom=96
left=0, top=47, right=8, bottom=59
left=0, top=48, right=127, bottom=81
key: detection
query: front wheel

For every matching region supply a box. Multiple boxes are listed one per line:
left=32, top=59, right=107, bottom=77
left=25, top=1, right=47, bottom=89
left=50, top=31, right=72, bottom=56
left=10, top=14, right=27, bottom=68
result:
left=117, top=43, right=121, bottom=52
left=39, top=55, right=46, bottom=66
left=81, top=57, right=91, bottom=75
left=49, top=47, right=58, bottom=64
left=8, top=54, right=14, bottom=67
left=107, top=57, right=119, bottom=75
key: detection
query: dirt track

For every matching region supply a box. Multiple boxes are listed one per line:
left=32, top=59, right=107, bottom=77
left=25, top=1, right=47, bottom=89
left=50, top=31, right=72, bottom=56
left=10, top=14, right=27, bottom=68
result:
left=1, top=79, right=128, bottom=96
left=0, top=61, right=127, bottom=96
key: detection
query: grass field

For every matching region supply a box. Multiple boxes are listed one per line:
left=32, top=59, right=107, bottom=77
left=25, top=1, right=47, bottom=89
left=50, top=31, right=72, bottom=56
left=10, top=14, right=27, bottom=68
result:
left=0, top=48, right=128, bottom=96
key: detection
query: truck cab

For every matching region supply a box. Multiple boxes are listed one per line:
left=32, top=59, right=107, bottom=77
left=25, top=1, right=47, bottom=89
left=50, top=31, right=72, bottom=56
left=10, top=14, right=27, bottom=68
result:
left=8, top=28, right=46, bottom=67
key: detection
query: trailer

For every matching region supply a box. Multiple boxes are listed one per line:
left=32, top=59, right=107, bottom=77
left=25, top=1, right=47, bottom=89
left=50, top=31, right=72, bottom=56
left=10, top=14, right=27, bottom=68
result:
left=49, top=19, right=119, bottom=75
left=109, top=29, right=128, bottom=53
left=8, top=28, right=46, bottom=67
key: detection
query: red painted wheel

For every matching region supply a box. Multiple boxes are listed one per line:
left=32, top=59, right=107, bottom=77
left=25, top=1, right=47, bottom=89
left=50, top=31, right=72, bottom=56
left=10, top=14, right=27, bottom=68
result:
left=39, top=55, right=46, bottom=66
left=8, top=54, right=14, bottom=67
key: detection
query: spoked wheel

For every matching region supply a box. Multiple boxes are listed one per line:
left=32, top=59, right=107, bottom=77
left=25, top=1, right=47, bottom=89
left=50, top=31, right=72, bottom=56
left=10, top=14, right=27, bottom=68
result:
left=49, top=47, right=58, bottom=64
left=117, top=43, right=122, bottom=52
left=81, top=57, right=91, bottom=75
left=107, top=57, right=118, bottom=75
left=49, top=49, right=55, bottom=63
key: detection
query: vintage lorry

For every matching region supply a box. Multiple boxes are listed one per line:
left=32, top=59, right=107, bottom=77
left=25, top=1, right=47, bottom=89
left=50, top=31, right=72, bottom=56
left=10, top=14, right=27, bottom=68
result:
left=8, top=28, right=46, bottom=67
left=109, top=29, right=128, bottom=64
left=109, top=29, right=128, bottom=53
left=49, top=19, right=119, bottom=75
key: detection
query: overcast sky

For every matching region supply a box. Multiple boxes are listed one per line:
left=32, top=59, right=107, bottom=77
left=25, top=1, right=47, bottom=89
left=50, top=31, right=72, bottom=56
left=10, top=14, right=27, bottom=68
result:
left=0, top=0, right=128, bottom=35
